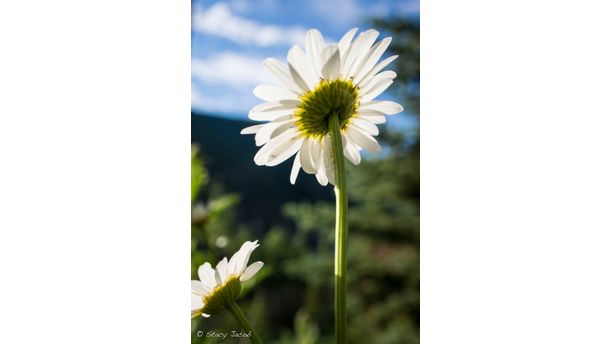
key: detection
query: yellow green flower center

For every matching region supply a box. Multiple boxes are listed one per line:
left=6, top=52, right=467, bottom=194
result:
left=295, top=79, right=359, bottom=139
left=201, top=276, right=241, bottom=315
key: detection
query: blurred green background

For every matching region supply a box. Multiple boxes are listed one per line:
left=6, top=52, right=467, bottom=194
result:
left=191, top=16, right=419, bottom=344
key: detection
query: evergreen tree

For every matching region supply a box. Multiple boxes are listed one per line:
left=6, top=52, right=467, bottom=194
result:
left=268, top=17, right=420, bottom=343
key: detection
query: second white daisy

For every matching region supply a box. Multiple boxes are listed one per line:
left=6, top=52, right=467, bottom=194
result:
left=241, top=28, right=403, bottom=185
left=191, top=240, right=263, bottom=318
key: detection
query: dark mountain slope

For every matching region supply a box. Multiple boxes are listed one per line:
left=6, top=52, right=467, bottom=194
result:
left=191, top=113, right=333, bottom=230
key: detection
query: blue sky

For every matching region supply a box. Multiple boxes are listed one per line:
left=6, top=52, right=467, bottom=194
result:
left=191, top=0, right=419, bottom=127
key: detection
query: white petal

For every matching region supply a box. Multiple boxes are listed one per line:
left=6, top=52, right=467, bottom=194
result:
left=191, top=292, right=204, bottom=311
left=361, top=79, right=393, bottom=102
left=229, top=241, right=255, bottom=276
left=342, top=29, right=379, bottom=78
left=198, top=263, right=217, bottom=290
left=357, top=113, right=386, bottom=124
left=215, top=257, right=228, bottom=285
left=346, top=126, right=381, bottom=152
left=263, top=58, right=304, bottom=94
left=315, top=165, right=328, bottom=186
left=253, top=85, right=298, bottom=102
left=253, top=128, right=298, bottom=165
left=290, top=151, right=301, bottom=184
left=321, top=45, right=341, bottom=80
left=348, top=30, right=380, bottom=77
left=313, top=140, right=328, bottom=185
left=202, top=313, right=211, bottom=318
left=255, top=116, right=294, bottom=146
left=358, top=108, right=387, bottom=116
left=310, top=139, right=323, bottom=175
left=240, top=124, right=265, bottom=135
left=191, top=309, right=204, bottom=319
left=268, top=121, right=296, bottom=141
left=191, top=280, right=208, bottom=298
left=338, top=27, right=358, bottom=58
left=353, top=37, right=392, bottom=84
left=249, top=100, right=299, bottom=114
left=288, top=62, right=309, bottom=93
left=240, top=261, right=264, bottom=281
left=228, top=252, right=240, bottom=277
left=351, top=118, right=380, bottom=136
left=360, top=101, right=403, bottom=115
left=342, top=134, right=361, bottom=165
left=322, top=135, right=335, bottom=185
left=288, top=45, right=318, bottom=90
left=248, top=101, right=298, bottom=121
left=299, top=139, right=316, bottom=174
left=237, top=241, right=259, bottom=275
left=359, top=70, right=396, bottom=94
left=305, top=29, right=325, bottom=77
left=229, top=241, right=258, bottom=276
left=356, top=55, right=398, bottom=87
left=266, top=136, right=304, bottom=167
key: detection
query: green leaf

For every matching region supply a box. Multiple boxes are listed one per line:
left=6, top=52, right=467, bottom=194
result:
left=191, top=145, right=207, bottom=204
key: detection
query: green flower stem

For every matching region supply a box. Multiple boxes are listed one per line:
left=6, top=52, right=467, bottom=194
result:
left=329, top=112, right=348, bottom=344
left=227, top=300, right=263, bottom=344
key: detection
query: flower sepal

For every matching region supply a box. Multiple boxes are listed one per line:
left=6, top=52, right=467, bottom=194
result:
left=201, top=276, right=242, bottom=316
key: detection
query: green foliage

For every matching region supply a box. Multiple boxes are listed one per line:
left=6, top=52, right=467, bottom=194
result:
left=275, top=310, right=320, bottom=344
left=191, top=145, right=207, bottom=204
left=276, top=158, right=420, bottom=343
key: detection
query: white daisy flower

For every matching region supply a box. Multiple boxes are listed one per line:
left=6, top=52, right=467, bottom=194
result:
left=191, top=240, right=264, bottom=318
left=241, top=28, right=403, bottom=185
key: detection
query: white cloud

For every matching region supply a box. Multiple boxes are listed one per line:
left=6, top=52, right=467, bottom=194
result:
left=228, top=0, right=279, bottom=14
left=192, top=87, right=254, bottom=116
left=191, top=52, right=274, bottom=88
left=191, top=52, right=279, bottom=115
left=191, top=86, right=207, bottom=110
left=311, top=0, right=363, bottom=27
left=192, top=2, right=306, bottom=47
